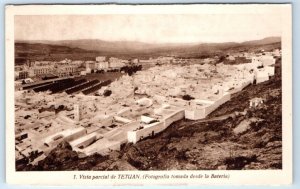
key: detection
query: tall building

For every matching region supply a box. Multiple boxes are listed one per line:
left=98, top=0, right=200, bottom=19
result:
left=74, top=104, right=82, bottom=122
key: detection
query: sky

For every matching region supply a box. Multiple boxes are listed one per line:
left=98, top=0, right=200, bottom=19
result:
left=14, top=14, right=282, bottom=44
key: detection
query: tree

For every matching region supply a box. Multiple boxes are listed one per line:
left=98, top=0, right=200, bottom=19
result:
left=182, top=94, right=195, bottom=101
left=103, top=89, right=112, bottom=97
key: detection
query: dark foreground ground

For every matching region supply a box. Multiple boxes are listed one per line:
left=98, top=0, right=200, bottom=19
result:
left=17, top=76, right=282, bottom=171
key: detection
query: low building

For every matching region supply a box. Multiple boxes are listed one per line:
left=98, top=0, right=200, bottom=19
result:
left=260, top=55, right=276, bottom=67
left=96, top=56, right=106, bottom=62
left=33, top=66, right=54, bottom=76
left=22, top=78, right=34, bottom=84
left=55, top=65, right=77, bottom=77
left=127, top=106, right=185, bottom=144
left=255, top=70, right=270, bottom=83
left=86, top=61, right=96, bottom=73
left=43, top=127, right=87, bottom=148
left=109, top=57, right=126, bottom=68
left=131, top=58, right=139, bottom=64
left=31, top=61, right=53, bottom=67
left=226, top=55, right=235, bottom=61
left=272, top=49, right=281, bottom=57
left=251, top=56, right=262, bottom=65
left=96, top=61, right=109, bottom=70
left=156, top=57, right=175, bottom=64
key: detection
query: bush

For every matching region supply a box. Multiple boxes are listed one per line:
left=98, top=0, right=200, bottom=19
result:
left=182, top=94, right=195, bottom=101
left=103, top=90, right=112, bottom=97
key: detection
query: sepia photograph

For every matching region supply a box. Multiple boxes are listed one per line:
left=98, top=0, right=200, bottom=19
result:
left=5, top=4, right=292, bottom=186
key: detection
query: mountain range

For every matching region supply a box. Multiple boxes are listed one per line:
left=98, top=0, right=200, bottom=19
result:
left=15, top=37, right=281, bottom=64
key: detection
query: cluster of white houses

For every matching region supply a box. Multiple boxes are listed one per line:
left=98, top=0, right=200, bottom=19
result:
left=15, top=59, right=82, bottom=79
left=15, top=49, right=279, bottom=164
left=73, top=53, right=276, bottom=155
left=14, top=56, right=141, bottom=80
left=14, top=55, right=181, bottom=82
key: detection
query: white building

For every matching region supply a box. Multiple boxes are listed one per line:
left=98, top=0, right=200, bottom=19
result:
left=96, top=56, right=106, bottom=62
left=251, top=56, right=262, bottom=65
left=33, top=66, right=54, bottom=76
left=255, top=70, right=269, bottom=83
left=260, top=55, right=276, bottom=67
left=56, top=65, right=77, bottom=77
left=86, top=61, right=96, bottom=73
left=131, top=58, right=139, bottom=64
left=96, top=62, right=109, bottom=70
left=227, top=55, right=235, bottom=61
left=109, top=57, right=126, bottom=68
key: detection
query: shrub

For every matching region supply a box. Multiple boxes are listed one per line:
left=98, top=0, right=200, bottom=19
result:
left=182, top=94, right=195, bottom=101
left=103, top=90, right=112, bottom=97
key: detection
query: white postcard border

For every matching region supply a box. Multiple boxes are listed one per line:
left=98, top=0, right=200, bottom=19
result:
left=5, top=4, right=293, bottom=186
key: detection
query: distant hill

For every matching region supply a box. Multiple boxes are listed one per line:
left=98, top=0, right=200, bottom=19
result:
left=241, top=37, right=281, bottom=46
left=15, top=42, right=101, bottom=65
left=15, top=37, right=281, bottom=64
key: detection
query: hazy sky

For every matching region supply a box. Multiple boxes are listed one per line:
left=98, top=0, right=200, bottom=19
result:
left=14, top=14, right=282, bottom=43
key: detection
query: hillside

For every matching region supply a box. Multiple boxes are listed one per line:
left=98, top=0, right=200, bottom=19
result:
left=15, top=37, right=281, bottom=64
left=15, top=43, right=100, bottom=65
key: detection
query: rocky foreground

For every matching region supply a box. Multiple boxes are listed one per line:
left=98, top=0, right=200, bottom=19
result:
left=17, top=75, right=282, bottom=171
